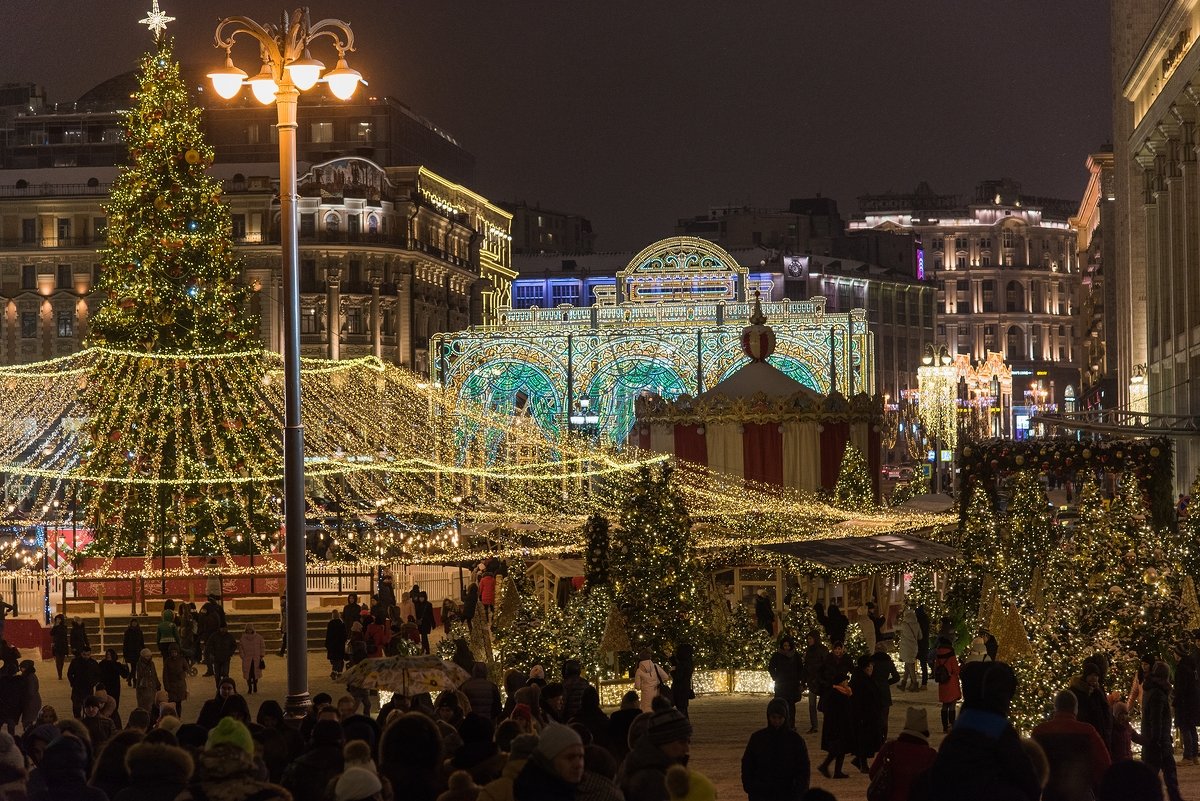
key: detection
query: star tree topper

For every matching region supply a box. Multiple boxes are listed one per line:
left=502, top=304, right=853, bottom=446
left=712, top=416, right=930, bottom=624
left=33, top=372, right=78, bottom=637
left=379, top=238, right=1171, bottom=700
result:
left=140, top=0, right=175, bottom=39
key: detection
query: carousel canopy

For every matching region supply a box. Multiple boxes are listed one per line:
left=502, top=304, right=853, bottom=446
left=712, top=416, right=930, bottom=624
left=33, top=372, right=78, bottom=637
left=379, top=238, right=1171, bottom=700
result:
left=760, top=531, right=959, bottom=569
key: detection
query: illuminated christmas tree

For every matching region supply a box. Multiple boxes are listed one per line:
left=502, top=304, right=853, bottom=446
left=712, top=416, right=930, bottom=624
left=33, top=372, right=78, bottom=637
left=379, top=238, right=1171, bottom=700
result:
left=833, top=444, right=875, bottom=511
left=945, top=483, right=999, bottom=626
left=995, top=470, right=1053, bottom=603
left=610, top=463, right=708, bottom=661
left=79, top=37, right=276, bottom=555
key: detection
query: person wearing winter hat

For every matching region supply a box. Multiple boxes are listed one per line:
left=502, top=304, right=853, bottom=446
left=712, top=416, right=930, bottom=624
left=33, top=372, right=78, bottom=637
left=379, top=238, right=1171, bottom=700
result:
left=335, top=766, right=383, bottom=801
left=111, top=740, right=194, bottom=801
left=619, top=708, right=692, bottom=801
left=438, top=769, right=481, bottom=801
left=512, top=722, right=584, bottom=800
left=175, top=717, right=289, bottom=801
left=868, top=707, right=937, bottom=801
left=741, top=697, right=810, bottom=800
left=665, top=763, right=716, bottom=801
left=27, top=732, right=106, bottom=801
left=478, top=732, right=538, bottom=801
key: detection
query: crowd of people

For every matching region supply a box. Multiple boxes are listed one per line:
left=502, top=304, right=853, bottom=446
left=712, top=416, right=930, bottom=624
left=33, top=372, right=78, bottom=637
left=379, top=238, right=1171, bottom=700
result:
left=0, top=581, right=1193, bottom=800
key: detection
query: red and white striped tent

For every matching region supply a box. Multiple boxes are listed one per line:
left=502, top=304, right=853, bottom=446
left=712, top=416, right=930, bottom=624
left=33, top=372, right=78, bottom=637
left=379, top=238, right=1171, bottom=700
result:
left=631, top=298, right=881, bottom=493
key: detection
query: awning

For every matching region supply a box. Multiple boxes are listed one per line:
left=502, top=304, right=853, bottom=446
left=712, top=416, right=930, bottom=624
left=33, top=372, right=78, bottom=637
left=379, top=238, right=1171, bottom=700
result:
left=759, top=533, right=959, bottom=569
left=526, top=558, right=585, bottom=578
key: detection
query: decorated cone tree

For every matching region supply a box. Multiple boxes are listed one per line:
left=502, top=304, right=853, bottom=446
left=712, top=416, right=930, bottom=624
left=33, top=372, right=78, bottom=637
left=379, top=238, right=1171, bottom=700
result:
left=945, top=483, right=999, bottom=626
left=79, top=35, right=276, bottom=555
left=833, top=443, right=875, bottom=511
left=610, top=463, right=709, bottom=662
left=995, top=470, right=1054, bottom=604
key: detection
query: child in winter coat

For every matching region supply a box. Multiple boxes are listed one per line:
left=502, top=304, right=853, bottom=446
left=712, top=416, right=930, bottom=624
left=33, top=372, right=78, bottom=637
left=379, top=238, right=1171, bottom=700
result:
left=1110, top=700, right=1142, bottom=761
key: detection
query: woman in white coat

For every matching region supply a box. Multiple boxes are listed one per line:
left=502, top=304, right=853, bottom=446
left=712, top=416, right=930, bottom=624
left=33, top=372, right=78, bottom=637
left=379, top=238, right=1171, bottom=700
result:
left=633, top=648, right=671, bottom=712
left=897, top=606, right=922, bottom=691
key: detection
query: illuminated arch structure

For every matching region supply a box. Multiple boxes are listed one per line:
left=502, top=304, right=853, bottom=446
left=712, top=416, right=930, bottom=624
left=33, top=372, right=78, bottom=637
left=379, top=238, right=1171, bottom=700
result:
left=432, top=237, right=874, bottom=443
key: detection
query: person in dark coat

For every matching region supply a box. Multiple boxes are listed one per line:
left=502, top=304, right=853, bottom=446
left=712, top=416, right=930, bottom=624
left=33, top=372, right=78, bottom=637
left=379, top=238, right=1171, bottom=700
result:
left=569, top=685, right=610, bottom=750
left=768, top=635, right=803, bottom=730
left=915, top=604, right=931, bottom=688
left=98, top=648, right=130, bottom=709
left=254, top=699, right=304, bottom=783
left=67, top=646, right=100, bottom=718
left=870, top=640, right=901, bottom=740
left=755, top=590, right=776, bottom=634
left=462, top=582, right=479, bottom=630
left=926, top=661, right=1042, bottom=801
left=280, top=718, right=345, bottom=801
left=815, top=603, right=849, bottom=644
left=616, top=709, right=691, bottom=801
left=606, top=690, right=642, bottom=760
left=1172, top=642, right=1200, bottom=764
left=816, top=642, right=854, bottom=779
left=340, top=593, right=361, bottom=630
left=850, top=654, right=885, bottom=773
left=379, top=712, right=443, bottom=801
left=741, top=696, right=810, bottom=800
left=50, top=614, right=69, bottom=680
left=1143, top=660, right=1185, bottom=801
left=121, top=620, right=144, bottom=687
left=69, top=619, right=90, bottom=657
left=461, top=661, right=503, bottom=722
left=414, top=592, right=435, bottom=654
left=802, top=630, right=829, bottom=734
left=671, top=641, right=695, bottom=718
left=1069, top=660, right=1114, bottom=755
left=324, top=611, right=346, bottom=680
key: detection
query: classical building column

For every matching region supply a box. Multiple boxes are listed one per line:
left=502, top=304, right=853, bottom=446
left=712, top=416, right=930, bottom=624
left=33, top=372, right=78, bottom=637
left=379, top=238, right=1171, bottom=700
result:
left=370, top=271, right=383, bottom=360
left=396, top=270, right=414, bottom=368
left=326, top=264, right=342, bottom=361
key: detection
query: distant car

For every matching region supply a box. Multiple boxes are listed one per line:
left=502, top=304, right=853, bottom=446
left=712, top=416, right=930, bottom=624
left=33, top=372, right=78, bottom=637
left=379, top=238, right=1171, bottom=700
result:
left=1054, top=508, right=1080, bottom=532
left=896, top=466, right=915, bottom=481
left=881, top=464, right=903, bottom=479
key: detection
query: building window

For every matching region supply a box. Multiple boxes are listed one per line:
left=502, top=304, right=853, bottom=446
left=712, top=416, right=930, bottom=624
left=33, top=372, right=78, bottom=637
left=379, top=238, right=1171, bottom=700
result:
left=21, top=265, right=36, bottom=291
left=1003, top=232, right=1015, bottom=248
left=348, top=214, right=360, bottom=235
left=984, top=325, right=996, bottom=349
left=56, top=265, right=72, bottom=289
left=324, top=213, right=339, bottom=233
left=246, top=124, right=260, bottom=144
left=231, top=214, right=246, bottom=240
left=367, top=215, right=378, bottom=234
left=301, top=260, right=317, bottom=291
left=21, top=219, right=36, bottom=244
left=348, top=260, right=363, bottom=286
left=301, top=307, right=318, bottom=334
left=955, top=280, right=969, bottom=310
left=550, top=283, right=580, bottom=306
left=513, top=284, right=543, bottom=309
left=955, top=236, right=967, bottom=250
left=62, top=128, right=83, bottom=144
left=56, top=218, right=71, bottom=243
left=979, top=237, right=991, bottom=249
left=981, top=256, right=990, bottom=267
left=955, top=256, right=966, bottom=269
left=932, top=237, right=944, bottom=251
left=355, top=121, right=373, bottom=142
left=345, top=307, right=363, bottom=334
left=982, top=280, right=996, bottom=312
left=56, top=311, right=74, bottom=337
left=300, top=214, right=315, bottom=236
left=310, top=122, right=333, bottom=143
left=20, top=312, right=36, bottom=339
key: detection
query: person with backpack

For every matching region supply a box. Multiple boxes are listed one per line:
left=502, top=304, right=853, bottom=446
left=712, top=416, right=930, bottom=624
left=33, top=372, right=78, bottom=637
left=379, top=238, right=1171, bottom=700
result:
left=365, top=614, right=389, bottom=659
left=633, top=649, right=671, bottom=712
left=932, top=636, right=962, bottom=732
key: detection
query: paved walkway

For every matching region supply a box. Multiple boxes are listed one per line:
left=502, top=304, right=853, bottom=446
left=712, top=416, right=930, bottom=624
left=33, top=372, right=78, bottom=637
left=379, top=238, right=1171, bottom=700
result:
left=26, top=656, right=1200, bottom=799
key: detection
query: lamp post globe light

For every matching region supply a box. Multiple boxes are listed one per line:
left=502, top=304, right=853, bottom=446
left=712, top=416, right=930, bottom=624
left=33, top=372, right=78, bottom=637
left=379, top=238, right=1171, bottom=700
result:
left=208, top=7, right=364, bottom=718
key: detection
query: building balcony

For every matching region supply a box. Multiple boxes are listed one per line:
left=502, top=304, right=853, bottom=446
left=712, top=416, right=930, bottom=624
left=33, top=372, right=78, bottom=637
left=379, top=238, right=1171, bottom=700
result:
left=0, top=236, right=102, bottom=249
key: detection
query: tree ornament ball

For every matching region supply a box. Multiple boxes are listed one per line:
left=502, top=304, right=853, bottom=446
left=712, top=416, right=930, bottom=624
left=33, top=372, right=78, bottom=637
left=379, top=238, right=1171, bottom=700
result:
left=1083, top=449, right=1092, bottom=459
left=1144, top=567, right=1159, bottom=584
left=1015, top=455, right=1025, bottom=466
left=1151, top=447, right=1161, bottom=458
left=154, top=196, right=167, bottom=210
left=108, top=430, right=122, bottom=443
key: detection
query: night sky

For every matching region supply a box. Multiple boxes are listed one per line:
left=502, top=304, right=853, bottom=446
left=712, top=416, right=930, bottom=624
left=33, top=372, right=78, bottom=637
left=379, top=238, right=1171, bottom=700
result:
left=2, top=2, right=1111, bottom=250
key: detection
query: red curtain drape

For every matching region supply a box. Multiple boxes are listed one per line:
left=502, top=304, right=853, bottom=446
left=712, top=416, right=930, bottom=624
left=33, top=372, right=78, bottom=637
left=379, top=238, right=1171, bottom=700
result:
left=673, top=424, right=708, bottom=466
left=743, top=422, right=783, bottom=486
left=635, top=426, right=651, bottom=451
left=820, top=422, right=851, bottom=490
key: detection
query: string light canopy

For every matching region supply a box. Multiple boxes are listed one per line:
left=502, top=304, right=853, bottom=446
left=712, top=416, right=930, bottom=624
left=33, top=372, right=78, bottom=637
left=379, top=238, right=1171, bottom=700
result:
left=0, top=346, right=952, bottom=578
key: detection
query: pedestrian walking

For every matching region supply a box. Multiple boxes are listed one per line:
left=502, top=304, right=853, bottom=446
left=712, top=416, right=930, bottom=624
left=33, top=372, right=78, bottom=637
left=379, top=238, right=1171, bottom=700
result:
left=633, top=649, right=671, bottom=713
left=897, top=607, right=921, bottom=691
left=768, top=635, right=803, bottom=729
left=155, top=609, right=178, bottom=657
left=240, top=624, right=266, bottom=694
left=741, top=696, right=810, bottom=800
left=1142, top=660, right=1185, bottom=801
left=850, top=654, right=885, bottom=773
left=932, top=637, right=961, bottom=732
left=121, top=619, right=144, bottom=686
left=50, top=615, right=68, bottom=680
left=133, top=648, right=159, bottom=713
left=816, top=641, right=854, bottom=779
left=868, top=707, right=938, bottom=801
left=160, top=643, right=189, bottom=718
left=802, top=630, right=829, bottom=734
left=324, top=609, right=346, bottom=680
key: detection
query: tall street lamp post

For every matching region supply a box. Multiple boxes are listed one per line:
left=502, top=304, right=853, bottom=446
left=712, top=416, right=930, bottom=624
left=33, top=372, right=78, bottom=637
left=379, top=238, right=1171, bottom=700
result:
left=208, top=7, right=363, bottom=718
